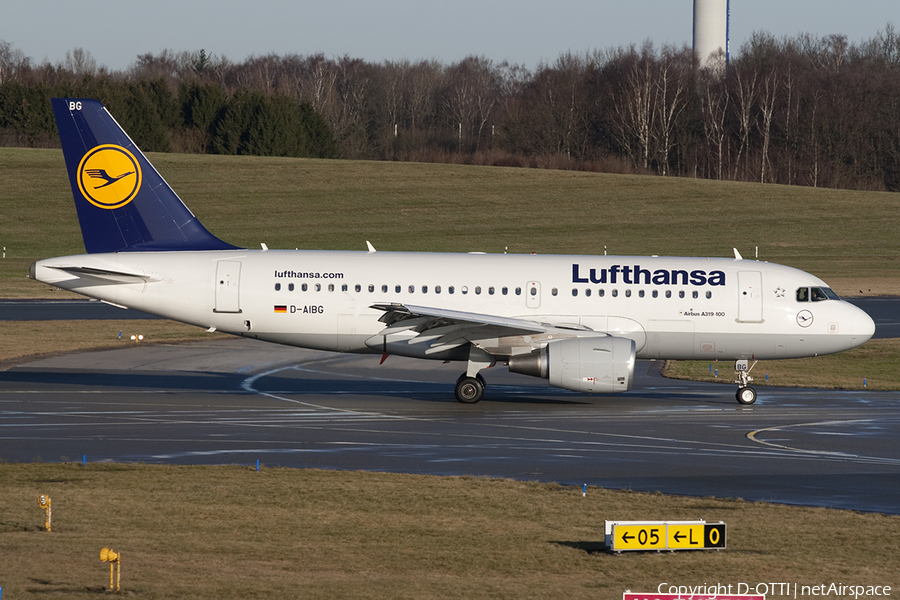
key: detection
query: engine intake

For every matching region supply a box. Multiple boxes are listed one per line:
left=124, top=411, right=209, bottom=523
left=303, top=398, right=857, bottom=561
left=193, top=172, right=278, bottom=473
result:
left=508, top=335, right=635, bottom=393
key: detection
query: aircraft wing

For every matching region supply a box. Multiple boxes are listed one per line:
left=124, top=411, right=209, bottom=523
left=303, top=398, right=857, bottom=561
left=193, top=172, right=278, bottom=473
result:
left=371, top=303, right=546, bottom=333
left=369, top=303, right=593, bottom=357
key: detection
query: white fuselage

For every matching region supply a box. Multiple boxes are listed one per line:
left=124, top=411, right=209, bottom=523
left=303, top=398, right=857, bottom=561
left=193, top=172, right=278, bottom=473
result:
left=33, top=249, right=875, bottom=363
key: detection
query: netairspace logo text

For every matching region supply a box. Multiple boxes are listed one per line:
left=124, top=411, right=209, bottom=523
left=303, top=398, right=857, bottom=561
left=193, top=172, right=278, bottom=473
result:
left=657, top=582, right=892, bottom=599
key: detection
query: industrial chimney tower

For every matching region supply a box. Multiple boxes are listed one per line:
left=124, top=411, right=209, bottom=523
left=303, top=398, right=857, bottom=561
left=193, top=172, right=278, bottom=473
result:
left=693, top=0, right=730, bottom=69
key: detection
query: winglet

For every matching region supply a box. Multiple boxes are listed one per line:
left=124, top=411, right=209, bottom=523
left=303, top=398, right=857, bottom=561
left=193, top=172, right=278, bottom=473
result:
left=366, top=241, right=377, bottom=253
left=52, top=98, right=240, bottom=253
left=733, top=248, right=743, bottom=260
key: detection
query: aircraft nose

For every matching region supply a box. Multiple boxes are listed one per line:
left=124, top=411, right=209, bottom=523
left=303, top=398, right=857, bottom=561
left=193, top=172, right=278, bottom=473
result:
left=848, top=303, right=876, bottom=346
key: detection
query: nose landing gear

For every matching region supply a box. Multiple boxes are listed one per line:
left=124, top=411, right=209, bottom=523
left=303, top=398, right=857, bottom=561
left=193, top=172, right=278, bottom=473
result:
left=734, top=359, right=758, bottom=405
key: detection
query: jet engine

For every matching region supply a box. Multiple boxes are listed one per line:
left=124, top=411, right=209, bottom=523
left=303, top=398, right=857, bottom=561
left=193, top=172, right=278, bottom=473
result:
left=508, top=335, right=635, bottom=393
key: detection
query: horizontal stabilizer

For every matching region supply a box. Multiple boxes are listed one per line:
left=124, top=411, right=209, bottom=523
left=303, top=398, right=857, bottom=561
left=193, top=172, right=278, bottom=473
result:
left=45, top=265, right=156, bottom=284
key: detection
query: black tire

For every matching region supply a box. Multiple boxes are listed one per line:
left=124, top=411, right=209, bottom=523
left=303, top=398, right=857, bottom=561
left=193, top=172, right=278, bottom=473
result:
left=455, top=376, right=484, bottom=404
left=736, top=386, right=758, bottom=405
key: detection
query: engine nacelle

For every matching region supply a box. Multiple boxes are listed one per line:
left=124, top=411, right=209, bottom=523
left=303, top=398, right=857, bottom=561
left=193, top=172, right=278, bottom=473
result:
left=508, top=335, right=635, bottom=393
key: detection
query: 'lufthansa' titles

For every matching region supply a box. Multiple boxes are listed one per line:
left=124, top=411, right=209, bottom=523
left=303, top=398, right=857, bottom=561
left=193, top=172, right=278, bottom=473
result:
left=572, top=264, right=725, bottom=286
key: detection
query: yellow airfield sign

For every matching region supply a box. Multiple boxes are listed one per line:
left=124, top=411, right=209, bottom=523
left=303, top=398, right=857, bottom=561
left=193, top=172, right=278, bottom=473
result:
left=607, top=520, right=726, bottom=552
left=614, top=524, right=667, bottom=551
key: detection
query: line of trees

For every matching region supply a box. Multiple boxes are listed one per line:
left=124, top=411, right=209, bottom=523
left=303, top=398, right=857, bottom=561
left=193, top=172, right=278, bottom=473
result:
left=1, top=27, right=899, bottom=191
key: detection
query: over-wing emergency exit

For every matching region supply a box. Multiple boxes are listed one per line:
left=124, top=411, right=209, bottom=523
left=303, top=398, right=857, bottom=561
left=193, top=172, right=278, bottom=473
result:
left=30, top=99, right=876, bottom=405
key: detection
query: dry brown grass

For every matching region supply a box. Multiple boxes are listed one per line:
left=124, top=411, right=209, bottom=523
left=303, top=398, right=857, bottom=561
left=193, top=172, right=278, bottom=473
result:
left=0, top=464, right=897, bottom=599
left=0, top=320, right=226, bottom=365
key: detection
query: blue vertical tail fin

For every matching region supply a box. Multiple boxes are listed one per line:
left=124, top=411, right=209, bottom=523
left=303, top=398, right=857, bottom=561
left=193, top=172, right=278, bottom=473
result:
left=52, top=98, right=239, bottom=253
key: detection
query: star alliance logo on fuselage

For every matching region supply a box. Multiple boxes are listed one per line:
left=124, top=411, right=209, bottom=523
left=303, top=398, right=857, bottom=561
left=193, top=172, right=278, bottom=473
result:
left=76, top=144, right=142, bottom=209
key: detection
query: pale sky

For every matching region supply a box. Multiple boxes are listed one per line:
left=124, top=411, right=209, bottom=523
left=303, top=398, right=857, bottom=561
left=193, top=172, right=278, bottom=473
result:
left=3, top=1, right=897, bottom=72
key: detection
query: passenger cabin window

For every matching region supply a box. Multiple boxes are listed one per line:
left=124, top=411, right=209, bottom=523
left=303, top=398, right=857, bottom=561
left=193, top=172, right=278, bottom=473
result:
left=275, top=283, right=281, bottom=291
left=289, top=283, right=295, bottom=291
left=368, top=284, right=374, bottom=293
left=382, top=284, right=388, bottom=293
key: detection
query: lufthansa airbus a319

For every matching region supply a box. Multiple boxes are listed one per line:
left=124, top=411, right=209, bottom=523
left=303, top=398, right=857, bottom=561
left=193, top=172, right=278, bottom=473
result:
left=31, top=98, right=876, bottom=405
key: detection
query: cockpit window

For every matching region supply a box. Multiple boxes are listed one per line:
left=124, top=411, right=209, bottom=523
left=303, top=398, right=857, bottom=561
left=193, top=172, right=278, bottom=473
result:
left=797, top=286, right=840, bottom=302
left=816, top=287, right=840, bottom=301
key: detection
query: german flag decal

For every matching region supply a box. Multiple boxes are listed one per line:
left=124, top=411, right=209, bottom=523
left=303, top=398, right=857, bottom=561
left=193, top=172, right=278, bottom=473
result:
left=274, top=305, right=287, bottom=313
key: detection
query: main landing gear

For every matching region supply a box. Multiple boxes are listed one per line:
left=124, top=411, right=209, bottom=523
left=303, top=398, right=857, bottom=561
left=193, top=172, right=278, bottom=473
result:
left=455, top=373, right=486, bottom=403
left=734, top=359, right=758, bottom=405
left=455, top=346, right=493, bottom=403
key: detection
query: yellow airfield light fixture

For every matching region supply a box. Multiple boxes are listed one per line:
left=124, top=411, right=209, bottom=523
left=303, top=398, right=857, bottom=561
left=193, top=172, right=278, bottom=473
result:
left=100, top=547, right=122, bottom=591
left=37, top=495, right=51, bottom=531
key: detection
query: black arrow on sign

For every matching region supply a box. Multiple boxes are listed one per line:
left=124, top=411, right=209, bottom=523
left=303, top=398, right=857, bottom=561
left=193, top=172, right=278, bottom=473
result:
left=673, top=531, right=686, bottom=542
left=621, top=531, right=635, bottom=543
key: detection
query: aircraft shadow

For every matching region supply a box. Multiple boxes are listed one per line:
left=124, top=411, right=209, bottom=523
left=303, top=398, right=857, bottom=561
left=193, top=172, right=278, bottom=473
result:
left=0, top=369, right=245, bottom=392
left=551, top=541, right=608, bottom=554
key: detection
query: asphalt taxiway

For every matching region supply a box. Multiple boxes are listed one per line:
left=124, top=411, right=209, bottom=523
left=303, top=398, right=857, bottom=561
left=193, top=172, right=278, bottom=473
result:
left=2, top=338, right=898, bottom=514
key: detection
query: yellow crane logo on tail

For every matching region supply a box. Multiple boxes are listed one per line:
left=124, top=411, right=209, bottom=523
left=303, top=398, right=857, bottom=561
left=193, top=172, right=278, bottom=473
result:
left=77, top=144, right=142, bottom=209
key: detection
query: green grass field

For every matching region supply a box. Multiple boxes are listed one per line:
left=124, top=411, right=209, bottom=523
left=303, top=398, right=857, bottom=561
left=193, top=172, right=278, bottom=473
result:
left=3, top=148, right=900, bottom=298
left=1, top=464, right=898, bottom=600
